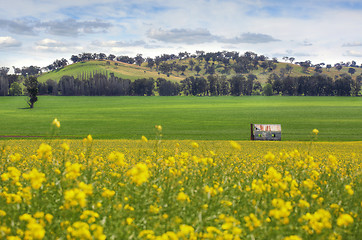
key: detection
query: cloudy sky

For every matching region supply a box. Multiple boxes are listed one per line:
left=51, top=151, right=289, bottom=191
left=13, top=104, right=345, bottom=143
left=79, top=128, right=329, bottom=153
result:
left=1, top=0, right=362, bottom=69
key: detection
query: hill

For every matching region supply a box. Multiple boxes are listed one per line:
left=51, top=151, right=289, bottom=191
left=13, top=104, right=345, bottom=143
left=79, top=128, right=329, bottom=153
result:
left=38, top=60, right=183, bottom=83
left=38, top=57, right=362, bottom=85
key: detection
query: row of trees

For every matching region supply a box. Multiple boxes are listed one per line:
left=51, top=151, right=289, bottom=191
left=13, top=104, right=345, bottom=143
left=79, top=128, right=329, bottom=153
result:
left=1, top=73, right=360, bottom=99
left=267, top=73, right=361, bottom=96
left=35, top=72, right=362, bottom=97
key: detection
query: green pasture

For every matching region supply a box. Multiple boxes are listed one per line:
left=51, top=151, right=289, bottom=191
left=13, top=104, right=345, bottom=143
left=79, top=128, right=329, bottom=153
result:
left=0, top=96, right=361, bottom=141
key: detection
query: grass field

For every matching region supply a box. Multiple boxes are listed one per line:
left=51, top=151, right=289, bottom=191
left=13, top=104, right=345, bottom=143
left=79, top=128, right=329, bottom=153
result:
left=0, top=96, right=361, bottom=141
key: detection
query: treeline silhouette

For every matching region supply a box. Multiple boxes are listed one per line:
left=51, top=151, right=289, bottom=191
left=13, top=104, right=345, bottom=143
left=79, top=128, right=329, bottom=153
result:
left=32, top=72, right=361, bottom=96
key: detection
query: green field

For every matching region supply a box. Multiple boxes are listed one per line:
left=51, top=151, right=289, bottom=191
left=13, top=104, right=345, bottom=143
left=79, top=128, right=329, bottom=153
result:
left=0, top=96, right=361, bottom=141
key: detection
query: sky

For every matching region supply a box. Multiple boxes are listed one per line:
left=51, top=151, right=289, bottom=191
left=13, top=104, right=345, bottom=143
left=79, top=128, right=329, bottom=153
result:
left=1, top=0, right=362, bottom=70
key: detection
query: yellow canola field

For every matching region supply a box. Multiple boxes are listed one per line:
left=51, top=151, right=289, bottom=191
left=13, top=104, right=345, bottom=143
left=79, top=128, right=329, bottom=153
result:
left=0, top=138, right=361, bottom=240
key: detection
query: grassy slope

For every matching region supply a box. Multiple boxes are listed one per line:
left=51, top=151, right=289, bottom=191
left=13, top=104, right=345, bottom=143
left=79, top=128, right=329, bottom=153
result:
left=0, top=96, right=361, bottom=141
left=38, top=59, right=362, bottom=84
left=38, top=60, right=183, bottom=82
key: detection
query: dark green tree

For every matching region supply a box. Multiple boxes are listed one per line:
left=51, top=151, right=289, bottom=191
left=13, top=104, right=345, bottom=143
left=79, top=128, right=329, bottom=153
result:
left=263, top=83, right=273, bottom=96
left=24, top=76, right=38, bottom=108
left=348, top=67, right=356, bottom=76
left=194, top=65, right=201, bottom=75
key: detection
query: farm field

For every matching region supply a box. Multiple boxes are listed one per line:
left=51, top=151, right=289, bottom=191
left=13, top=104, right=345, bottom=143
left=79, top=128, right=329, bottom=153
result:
left=0, top=138, right=361, bottom=239
left=0, top=96, right=361, bottom=141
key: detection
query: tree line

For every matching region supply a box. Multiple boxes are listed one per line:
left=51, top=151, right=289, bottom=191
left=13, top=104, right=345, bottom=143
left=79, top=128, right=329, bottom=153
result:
left=0, top=72, right=360, bottom=98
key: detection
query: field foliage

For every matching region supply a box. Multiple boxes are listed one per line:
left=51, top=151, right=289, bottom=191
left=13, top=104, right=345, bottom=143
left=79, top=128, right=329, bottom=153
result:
left=0, top=130, right=361, bottom=239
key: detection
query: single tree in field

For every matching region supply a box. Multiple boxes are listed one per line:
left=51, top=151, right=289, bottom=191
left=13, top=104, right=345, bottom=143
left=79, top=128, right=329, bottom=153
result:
left=24, top=76, right=38, bottom=108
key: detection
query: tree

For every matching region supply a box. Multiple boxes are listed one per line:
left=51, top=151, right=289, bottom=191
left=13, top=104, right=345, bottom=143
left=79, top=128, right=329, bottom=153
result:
left=70, top=55, right=80, bottom=63
left=299, top=60, right=311, bottom=73
left=194, top=65, right=201, bottom=75
left=146, top=58, right=155, bottom=69
left=348, top=67, right=356, bottom=76
left=24, top=76, right=38, bottom=108
left=135, top=54, right=144, bottom=66
left=9, top=82, right=22, bottom=96
left=189, top=59, right=195, bottom=71
left=263, top=83, right=273, bottom=96
left=335, top=63, right=343, bottom=71
left=285, top=64, right=293, bottom=75
left=107, top=54, right=116, bottom=61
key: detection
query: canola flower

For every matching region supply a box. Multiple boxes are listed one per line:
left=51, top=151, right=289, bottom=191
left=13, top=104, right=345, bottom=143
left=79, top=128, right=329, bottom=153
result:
left=312, top=129, right=319, bottom=135
left=0, top=138, right=360, bottom=239
left=52, top=118, right=60, bottom=128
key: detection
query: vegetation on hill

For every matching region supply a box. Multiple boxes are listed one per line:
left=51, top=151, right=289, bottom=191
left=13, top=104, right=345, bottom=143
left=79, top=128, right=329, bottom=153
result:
left=38, top=60, right=182, bottom=83
left=0, top=50, right=361, bottom=97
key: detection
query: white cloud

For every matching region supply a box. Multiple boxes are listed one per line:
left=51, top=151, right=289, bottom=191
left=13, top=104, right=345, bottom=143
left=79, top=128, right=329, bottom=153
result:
left=344, top=50, right=362, bottom=57
left=0, top=36, right=21, bottom=48
left=34, top=38, right=82, bottom=52
left=342, top=42, right=362, bottom=47
left=148, top=28, right=215, bottom=44
left=91, top=40, right=146, bottom=47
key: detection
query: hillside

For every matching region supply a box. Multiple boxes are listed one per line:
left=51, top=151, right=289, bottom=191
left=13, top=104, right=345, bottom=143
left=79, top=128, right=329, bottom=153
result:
left=37, top=57, right=362, bottom=84
left=38, top=60, right=183, bottom=83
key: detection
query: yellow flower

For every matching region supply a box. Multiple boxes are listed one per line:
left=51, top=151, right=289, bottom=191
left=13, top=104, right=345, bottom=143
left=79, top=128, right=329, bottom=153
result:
left=45, top=214, right=53, bottom=223
left=101, top=188, right=115, bottom=198
left=312, top=129, right=319, bottom=135
left=149, top=204, right=161, bottom=214
left=191, top=142, right=199, bottom=148
left=283, top=236, right=302, bottom=240
left=9, top=153, right=22, bottom=162
left=155, top=125, right=162, bottom=131
left=0, top=210, right=6, bottom=216
left=67, top=221, right=91, bottom=240
left=126, top=163, right=150, bottom=185
left=37, top=143, right=52, bottom=160
left=126, top=217, right=134, bottom=225
left=264, top=152, right=275, bottom=161
left=229, top=140, right=241, bottom=150
left=300, top=209, right=331, bottom=234
left=141, top=135, right=148, bottom=143
left=90, top=224, right=106, bottom=240
left=177, top=192, right=190, bottom=202
left=345, top=185, right=354, bottom=195
left=244, top=213, right=261, bottom=231
left=107, top=151, right=125, bottom=166
left=80, top=210, right=99, bottom=224
left=64, top=188, right=87, bottom=209
left=61, top=142, right=70, bottom=151
left=83, top=134, right=93, bottom=144
left=65, top=162, right=83, bottom=180
left=337, top=213, right=354, bottom=227
left=52, top=118, right=60, bottom=128
left=23, top=168, right=46, bottom=190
